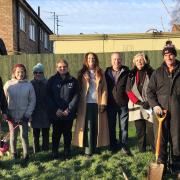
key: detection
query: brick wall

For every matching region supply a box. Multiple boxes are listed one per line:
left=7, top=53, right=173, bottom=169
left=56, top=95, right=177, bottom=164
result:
left=0, top=0, right=14, bottom=54
left=0, top=0, right=52, bottom=54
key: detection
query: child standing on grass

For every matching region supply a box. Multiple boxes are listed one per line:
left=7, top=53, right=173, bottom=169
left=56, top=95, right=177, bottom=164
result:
left=4, top=64, right=36, bottom=161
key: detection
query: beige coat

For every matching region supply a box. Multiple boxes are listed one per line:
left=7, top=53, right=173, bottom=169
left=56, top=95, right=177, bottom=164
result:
left=73, top=71, right=109, bottom=147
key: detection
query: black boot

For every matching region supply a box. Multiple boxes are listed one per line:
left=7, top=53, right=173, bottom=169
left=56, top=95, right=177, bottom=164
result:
left=64, top=148, right=71, bottom=159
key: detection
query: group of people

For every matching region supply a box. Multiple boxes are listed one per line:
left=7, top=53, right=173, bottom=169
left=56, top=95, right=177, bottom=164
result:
left=0, top=40, right=179, bottom=174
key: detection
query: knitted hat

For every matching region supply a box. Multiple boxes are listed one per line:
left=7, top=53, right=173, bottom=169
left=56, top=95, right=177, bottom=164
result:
left=32, top=63, right=44, bottom=73
left=162, top=41, right=177, bottom=57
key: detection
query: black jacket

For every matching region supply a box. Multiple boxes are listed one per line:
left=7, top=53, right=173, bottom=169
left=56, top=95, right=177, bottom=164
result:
left=147, top=60, right=180, bottom=155
left=47, top=72, right=79, bottom=121
left=0, top=77, right=7, bottom=114
left=105, top=66, right=129, bottom=106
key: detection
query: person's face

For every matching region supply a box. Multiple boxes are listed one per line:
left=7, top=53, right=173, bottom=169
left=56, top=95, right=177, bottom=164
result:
left=87, top=54, right=96, bottom=69
left=33, top=71, right=44, bottom=80
left=164, top=53, right=176, bottom=67
left=57, top=62, right=68, bottom=75
left=135, top=56, right=145, bottom=70
left=14, top=67, right=25, bottom=80
left=111, top=53, right=122, bottom=70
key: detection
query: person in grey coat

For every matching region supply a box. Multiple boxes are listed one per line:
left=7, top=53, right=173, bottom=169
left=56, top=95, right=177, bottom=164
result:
left=31, top=63, right=50, bottom=153
left=4, top=64, right=36, bottom=160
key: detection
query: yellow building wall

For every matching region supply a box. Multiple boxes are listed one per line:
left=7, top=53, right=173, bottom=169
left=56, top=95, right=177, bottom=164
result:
left=51, top=33, right=180, bottom=54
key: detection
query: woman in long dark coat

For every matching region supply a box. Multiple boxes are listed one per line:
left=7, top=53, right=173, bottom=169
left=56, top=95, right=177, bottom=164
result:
left=31, top=63, right=50, bottom=153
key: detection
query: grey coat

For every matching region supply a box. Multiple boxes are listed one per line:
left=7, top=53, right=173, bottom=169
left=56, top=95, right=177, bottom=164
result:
left=31, top=79, right=50, bottom=128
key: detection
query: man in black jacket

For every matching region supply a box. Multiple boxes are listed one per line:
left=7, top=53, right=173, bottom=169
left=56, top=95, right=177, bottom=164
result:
left=105, top=52, right=131, bottom=155
left=147, top=41, right=180, bottom=174
left=47, top=59, right=79, bottom=159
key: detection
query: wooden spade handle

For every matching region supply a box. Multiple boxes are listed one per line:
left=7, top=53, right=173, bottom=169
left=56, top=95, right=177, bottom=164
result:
left=155, top=114, right=166, bottom=161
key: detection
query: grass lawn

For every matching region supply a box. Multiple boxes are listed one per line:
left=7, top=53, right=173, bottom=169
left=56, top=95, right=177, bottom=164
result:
left=0, top=121, right=176, bottom=180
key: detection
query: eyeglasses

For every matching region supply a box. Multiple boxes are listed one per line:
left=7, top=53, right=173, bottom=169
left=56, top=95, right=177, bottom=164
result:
left=58, top=66, right=67, bottom=68
left=34, top=72, right=43, bottom=74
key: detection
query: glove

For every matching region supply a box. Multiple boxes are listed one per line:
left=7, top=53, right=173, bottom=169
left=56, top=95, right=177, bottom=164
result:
left=136, top=101, right=150, bottom=109
left=153, top=106, right=163, bottom=115
left=99, top=105, right=107, bottom=113
left=142, top=101, right=150, bottom=110
left=136, top=101, right=144, bottom=106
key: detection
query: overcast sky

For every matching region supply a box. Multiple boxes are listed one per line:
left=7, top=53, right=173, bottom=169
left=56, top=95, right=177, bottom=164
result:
left=26, top=0, right=175, bottom=35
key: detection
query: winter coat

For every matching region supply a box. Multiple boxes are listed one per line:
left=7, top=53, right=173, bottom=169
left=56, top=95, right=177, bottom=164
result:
left=4, top=79, right=36, bottom=122
left=126, top=65, right=154, bottom=122
left=147, top=60, right=180, bottom=156
left=47, top=72, right=79, bottom=122
left=31, top=79, right=50, bottom=128
left=105, top=66, right=129, bottom=106
left=73, top=70, right=110, bottom=148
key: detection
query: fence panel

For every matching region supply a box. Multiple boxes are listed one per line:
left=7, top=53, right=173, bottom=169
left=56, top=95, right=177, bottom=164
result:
left=0, top=50, right=179, bottom=83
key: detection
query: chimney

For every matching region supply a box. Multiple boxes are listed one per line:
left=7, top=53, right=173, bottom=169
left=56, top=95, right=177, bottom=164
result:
left=38, top=6, right=40, bottom=17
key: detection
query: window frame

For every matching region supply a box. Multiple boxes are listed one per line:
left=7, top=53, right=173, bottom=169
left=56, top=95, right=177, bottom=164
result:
left=19, top=8, right=25, bottom=32
left=29, top=18, right=36, bottom=41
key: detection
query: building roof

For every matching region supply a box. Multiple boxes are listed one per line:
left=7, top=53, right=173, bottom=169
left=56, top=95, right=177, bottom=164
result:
left=20, top=0, right=53, bottom=34
left=50, top=32, right=180, bottom=41
left=172, top=24, right=180, bottom=32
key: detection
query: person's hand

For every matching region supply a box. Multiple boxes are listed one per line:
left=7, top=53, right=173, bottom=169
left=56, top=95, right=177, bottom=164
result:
left=99, top=105, right=106, bottom=113
left=136, top=101, right=150, bottom=109
left=62, top=108, right=70, bottom=117
left=142, top=101, right=150, bottom=110
left=136, top=101, right=144, bottom=106
left=56, top=109, right=63, bottom=117
left=153, top=106, right=163, bottom=115
left=2, top=114, right=7, bottom=121
left=20, top=116, right=29, bottom=123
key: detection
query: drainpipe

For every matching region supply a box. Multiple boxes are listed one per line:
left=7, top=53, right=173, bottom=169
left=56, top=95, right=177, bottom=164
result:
left=37, top=6, right=40, bottom=53
left=16, top=0, right=20, bottom=53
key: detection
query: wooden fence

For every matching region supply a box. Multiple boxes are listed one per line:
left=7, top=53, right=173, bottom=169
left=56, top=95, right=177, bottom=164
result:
left=0, top=50, right=179, bottom=83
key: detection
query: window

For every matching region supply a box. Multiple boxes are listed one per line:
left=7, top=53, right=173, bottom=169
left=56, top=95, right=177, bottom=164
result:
left=44, top=32, right=48, bottom=49
left=40, top=28, right=44, bottom=42
left=19, top=8, right=25, bottom=31
left=29, top=19, right=36, bottom=41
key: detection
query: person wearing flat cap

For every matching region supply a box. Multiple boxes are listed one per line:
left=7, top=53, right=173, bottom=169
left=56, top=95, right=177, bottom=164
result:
left=31, top=63, right=50, bottom=153
left=147, top=41, right=180, bottom=174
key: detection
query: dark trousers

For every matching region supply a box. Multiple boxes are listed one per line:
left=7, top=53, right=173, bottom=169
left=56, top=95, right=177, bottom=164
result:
left=84, top=103, right=98, bottom=155
left=33, top=128, right=49, bottom=153
left=134, top=119, right=155, bottom=152
left=107, top=105, right=128, bottom=149
left=52, top=120, right=73, bottom=153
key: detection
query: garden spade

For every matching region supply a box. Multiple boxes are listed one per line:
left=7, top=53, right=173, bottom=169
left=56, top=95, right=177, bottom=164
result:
left=148, top=112, right=166, bottom=180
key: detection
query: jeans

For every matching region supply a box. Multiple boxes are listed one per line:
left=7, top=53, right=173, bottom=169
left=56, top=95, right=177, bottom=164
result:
left=107, top=105, right=128, bottom=149
left=8, top=121, right=29, bottom=158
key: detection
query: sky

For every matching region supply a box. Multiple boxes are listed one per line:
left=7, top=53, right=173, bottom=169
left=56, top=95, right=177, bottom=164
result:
left=26, top=0, right=175, bottom=35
